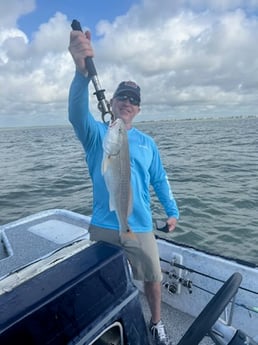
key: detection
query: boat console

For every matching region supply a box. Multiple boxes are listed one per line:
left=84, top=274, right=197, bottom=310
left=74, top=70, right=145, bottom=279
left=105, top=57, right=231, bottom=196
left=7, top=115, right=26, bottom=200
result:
left=0, top=210, right=149, bottom=344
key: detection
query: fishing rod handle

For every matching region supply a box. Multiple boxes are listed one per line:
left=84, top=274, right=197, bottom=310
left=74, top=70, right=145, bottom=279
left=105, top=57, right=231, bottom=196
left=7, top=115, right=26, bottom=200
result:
left=71, top=19, right=113, bottom=121
left=71, top=19, right=97, bottom=77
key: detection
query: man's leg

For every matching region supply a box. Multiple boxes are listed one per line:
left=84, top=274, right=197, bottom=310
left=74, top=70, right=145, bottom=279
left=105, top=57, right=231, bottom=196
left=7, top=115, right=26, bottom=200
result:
left=145, top=281, right=171, bottom=345
left=144, top=281, right=161, bottom=323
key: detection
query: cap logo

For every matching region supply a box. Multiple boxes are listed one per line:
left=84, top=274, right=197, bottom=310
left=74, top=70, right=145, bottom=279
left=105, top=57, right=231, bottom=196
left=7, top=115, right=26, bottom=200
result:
left=123, top=81, right=138, bottom=89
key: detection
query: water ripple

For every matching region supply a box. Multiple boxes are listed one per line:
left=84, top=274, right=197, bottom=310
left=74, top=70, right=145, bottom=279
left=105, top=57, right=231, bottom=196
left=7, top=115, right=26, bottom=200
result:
left=1, top=117, right=258, bottom=264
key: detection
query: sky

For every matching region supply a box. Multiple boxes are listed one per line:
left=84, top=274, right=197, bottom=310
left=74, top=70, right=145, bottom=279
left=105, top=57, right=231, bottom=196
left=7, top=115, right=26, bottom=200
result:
left=0, top=0, right=258, bottom=127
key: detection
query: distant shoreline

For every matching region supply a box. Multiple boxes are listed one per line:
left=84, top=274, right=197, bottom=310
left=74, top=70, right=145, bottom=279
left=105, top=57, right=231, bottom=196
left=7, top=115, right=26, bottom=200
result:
left=1, top=114, right=257, bottom=130
left=137, top=114, right=258, bottom=124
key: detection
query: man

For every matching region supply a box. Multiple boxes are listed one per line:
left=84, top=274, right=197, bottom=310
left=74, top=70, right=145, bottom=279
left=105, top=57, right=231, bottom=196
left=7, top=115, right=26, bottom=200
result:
left=68, top=29, right=179, bottom=345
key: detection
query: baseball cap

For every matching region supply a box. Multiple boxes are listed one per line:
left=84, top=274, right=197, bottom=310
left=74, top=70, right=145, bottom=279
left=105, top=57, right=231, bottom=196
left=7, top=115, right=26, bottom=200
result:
left=113, top=81, right=141, bottom=102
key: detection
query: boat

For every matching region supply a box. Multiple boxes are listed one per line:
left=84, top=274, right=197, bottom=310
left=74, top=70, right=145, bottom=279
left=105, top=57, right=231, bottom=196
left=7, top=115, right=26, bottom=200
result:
left=0, top=209, right=257, bottom=344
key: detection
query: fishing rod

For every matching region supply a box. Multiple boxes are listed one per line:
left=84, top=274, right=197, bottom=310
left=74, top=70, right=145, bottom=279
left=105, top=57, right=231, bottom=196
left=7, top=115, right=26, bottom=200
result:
left=161, top=255, right=258, bottom=295
left=71, top=19, right=114, bottom=123
left=161, top=260, right=258, bottom=315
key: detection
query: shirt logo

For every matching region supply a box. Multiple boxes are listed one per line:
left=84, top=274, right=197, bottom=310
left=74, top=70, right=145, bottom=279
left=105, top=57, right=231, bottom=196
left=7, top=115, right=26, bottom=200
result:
left=138, top=144, right=148, bottom=149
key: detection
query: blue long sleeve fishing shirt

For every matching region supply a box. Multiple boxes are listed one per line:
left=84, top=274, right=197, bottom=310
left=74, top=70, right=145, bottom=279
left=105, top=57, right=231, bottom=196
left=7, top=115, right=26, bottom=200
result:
left=68, top=71, right=179, bottom=232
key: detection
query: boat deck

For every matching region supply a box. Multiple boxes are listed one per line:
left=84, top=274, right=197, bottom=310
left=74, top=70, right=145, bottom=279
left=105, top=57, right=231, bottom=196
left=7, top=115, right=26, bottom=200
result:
left=139, top=292, right=213, bottom=345
left=1, top=210, right=257, bottom=344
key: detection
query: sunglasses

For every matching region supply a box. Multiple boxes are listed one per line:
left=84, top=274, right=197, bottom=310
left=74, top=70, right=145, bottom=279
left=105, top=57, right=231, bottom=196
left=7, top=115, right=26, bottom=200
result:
left=115, top=94, right=140, bottom=106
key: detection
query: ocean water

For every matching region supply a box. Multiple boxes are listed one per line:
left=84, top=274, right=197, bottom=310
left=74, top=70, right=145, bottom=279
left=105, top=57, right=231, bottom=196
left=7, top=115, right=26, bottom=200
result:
left=1, top=117, right=258, bottom=264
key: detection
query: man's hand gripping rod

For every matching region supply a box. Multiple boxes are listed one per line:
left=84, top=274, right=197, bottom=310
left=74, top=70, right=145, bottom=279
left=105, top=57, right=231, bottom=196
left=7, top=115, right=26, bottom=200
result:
left=71, top=19, right=114, bottom=123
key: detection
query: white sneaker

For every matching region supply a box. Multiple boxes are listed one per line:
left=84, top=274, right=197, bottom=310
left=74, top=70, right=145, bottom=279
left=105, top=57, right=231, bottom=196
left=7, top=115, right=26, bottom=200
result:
left=149, top=320, right=171, bottom=345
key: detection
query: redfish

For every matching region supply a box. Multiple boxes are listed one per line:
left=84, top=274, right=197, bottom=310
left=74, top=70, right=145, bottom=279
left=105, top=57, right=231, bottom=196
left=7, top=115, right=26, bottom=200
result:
left=102, top=118, right=137, bottom=243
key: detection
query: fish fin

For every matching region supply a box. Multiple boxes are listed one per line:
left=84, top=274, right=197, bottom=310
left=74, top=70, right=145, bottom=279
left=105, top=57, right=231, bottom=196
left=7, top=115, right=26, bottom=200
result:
left=127, top=186, right=133, bottom=216
left=101, top=156, right=110, bottom=175
left=109, top=197, right=116, bottom=212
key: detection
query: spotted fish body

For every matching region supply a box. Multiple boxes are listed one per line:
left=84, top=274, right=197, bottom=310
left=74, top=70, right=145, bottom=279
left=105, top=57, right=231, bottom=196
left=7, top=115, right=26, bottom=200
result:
left=102, top=118, right=137, bottom=242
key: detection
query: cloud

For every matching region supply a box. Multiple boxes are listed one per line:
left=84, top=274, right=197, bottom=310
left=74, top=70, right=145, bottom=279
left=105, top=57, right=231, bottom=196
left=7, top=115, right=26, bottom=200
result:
left=0, top=0, right=35, bottom=27
left=95, top=1, right=258, bottom=119
left=31, top=12, right=72, bottom=55
left=0, top=0, right=258, bottom=127
left=0, top=8, right=74, bottom=126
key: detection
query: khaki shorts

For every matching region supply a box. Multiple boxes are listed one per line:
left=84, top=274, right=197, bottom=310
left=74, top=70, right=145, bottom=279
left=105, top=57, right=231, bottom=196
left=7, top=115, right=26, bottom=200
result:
left=89, top=224, right=162, bottom=282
